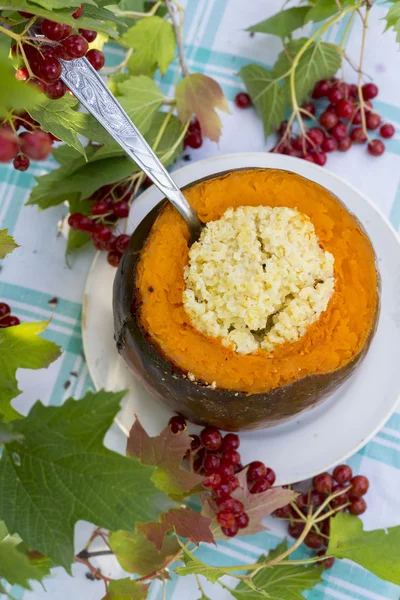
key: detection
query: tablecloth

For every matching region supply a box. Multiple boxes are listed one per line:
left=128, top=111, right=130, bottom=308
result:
left=1, top=1, right=400, bottom=598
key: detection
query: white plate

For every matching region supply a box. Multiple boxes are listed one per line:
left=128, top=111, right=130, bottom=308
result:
left=82, top=152, right=400, bottom=485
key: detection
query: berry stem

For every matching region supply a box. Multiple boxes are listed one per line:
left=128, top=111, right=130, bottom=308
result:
left=357, top=7, right=371, bottom=139
left=165, top=0, right=189, bottom=77
left=0, top=24, right=19, bottom=40
left=339, top=10, right=356, bottom=50
left=314, top=501, right=351, bottom=523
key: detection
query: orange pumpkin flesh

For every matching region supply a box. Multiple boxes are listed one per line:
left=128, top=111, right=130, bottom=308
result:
left=113, top=169, right=380, bottom=430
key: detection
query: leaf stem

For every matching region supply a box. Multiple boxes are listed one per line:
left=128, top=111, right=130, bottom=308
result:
left=75, top=556, right=114, bottom=583
left=339, top=10, right=356, bottom=50
left=165, top=0, right=189, bottom=77
left=357, top=6, right=371, bottom=139
left=0, top=24, right=19, bottom=40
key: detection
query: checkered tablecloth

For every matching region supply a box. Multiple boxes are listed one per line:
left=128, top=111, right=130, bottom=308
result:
left=1, top=1, right=400, bottom=599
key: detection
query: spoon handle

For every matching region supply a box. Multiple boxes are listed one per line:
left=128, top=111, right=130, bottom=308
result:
left=59, top=56, right=203, bottom=243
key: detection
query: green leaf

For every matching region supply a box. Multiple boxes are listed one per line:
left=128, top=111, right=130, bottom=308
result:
left=28, top=95, right=113, bottom=157
left=0, top=55, right=41, bottom=118
left=0, top=390, right=175, bottom=570
left=0, top=321, right=61, bottom=421
left=174, top=544, right=228, bottom=584
left=65, top=194, right=93, bottom=261
left=175, top=73, right=229, bottom=142
left=0, top=418, right=24, bottom=444
left=328, top=513, right=400, bottom=585
left=232, top=540, right=324, bottom=599
left=122, top=16, right=176, bottom=75
left=306, top=0, right=357, bottom=23
left=103, top=578, right=149, bottom=600
left=247, top=7, right=310, bottom=38
left=127, top=418, right=204, bottom=495
left=27, top=0, right=94, bottom=10
left=118, top=75, right=165, bottom=135
left=239, top=65, right=286, bottom=137
left=109, top=528, right=181, bottom=576
left=385, top=3, right=400, bottom=44
left=0, top=521, right=50, bottom=589
left=0, top=229, right=19, bottom=259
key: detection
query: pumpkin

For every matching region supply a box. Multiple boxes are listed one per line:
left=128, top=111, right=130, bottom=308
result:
left=113, top=169, right=380, bottom=431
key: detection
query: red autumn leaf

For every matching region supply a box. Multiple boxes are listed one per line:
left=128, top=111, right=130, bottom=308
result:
left=202, top=469, right=297, bottom=538
left=126, top=418, right=204, bottom=495
left=138, top=507, right=215, bottom=550
left=175, top=73, right=230, bottom=142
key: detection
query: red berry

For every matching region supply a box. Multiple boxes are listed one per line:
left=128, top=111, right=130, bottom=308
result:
left=331, top=484, right=349, bottom=507
left=203, top=472, right=221, bottom=489
left=380, top=123, right=395, bottom=139
left=317, top=551, right=335, bottom=570
left=60, top=25, right=72, bottom=40
left=221, top=449, right=241, bottom=466
left=86, top=49, right=105, bottom=71
left=312, top=79, right=330, bottom=98
left=217, top=511, right=235, bottom=528
left=18, top=10, right=33, bottom=17
left=333, top=465, right=353, bottom=484
left=274, top=504, right=291, bottom=518
left=115, top=234, right=131, bottom=254
left=214, top=482, right=231, bottom=499
left=303, top=154, right=315, bottom=162
left=321, top=137, right=338, bottom=153
left=235, top=92, right=251, bottom=109
left=91, top=200, right=109, bottom=215
left=190, top=434, right=201, bottom=451
left=287, top=149, right=302, bottom=158
left=46, top=80, right=66, bottom=100
left=278, top=120, right=289, bottom=136
left=19, top=131, right=52, bottom=160
left=13, top=154, right=30, bottom=171
left=350, top=475, right=369, bottom=496
left=79, top=28, right=97, bottom=42
left=41, top=20, right=65, bottom=41
left=304, top=533, right=324, bottom=549
left=349, top=497, right=367, bottom=515
left=184, top=130, right=202, bottom=149
left=221, top=433, right=240, bottom=452
left=247, top=461, right=267, bottom=482
left=320, top=111, right=338, bottom=129
left=200, top=427, right=222, bottom=450
left=338, top=136, right=352, bottom=152
left=352, top=110, right=362, bottom=125
left=0, top=303, right=10, bottom=317
left=236, top=512, right=249, bottom=529
left=204, top=454, right=221, bottom=472
left=62, top=35, right=88, bottom=59
left=321, top=519, right=330, bottom=536
left=368, top=139, right=385, bottom=156
left=335, top=99, right=354, bottom=119
left=362, top=83, right=378, bottom=100
left=301, top=102, right=316, bottom=116
left=0, top=315, right=20, bottom=328
left=216, top=497, right=235, bottom=512
left=351, top=127, right=367, bottom=144
left=250, top=479, right=270, bottom=494
left=265, top=467, right=276, bottom=486
left=15, top=67, right=29, bottom=81
left=310, top=490, right=325, bottom=507
left=366, top=113, right=381, bottom=130
left=232, top=500, right=244, bottom=515
left=349, top=84, right=358, bottom=98
left=68, top=213, right=93, bottom=232
left=331, top=122, right=347, bottom=140
left=221, top=522, right=238, bottom=537
left=39, top=57, right=62, bottom=82
left=288, top=523, right=304, bottom=538
left=72, top=3, right=83, bottom=18
left=328, top=87, right=343, bottom=104
left=313, top=151, right=327, bottom=166
left=0, top=129, right=18, bottom=161
left=93, top=224, right=112, bottom=242
left=107, top=250, right=122, bottom=267
left=308, top=127, right=324, bottom=146
left=168, top=415, right=186, bottom=433
left=113, top=200, right=130, bottom=218
left=295, top=493, right=308, bottom=509
left=219, top=463, right=235, bottom=481
left=313, top=473, right=334, bottom=494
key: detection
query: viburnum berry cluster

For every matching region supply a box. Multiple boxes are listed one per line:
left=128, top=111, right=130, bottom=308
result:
left=183, top=117, right=203, bottom=150
left=0, top=302, right=20, bottom=328
left=169, top=415, right=275, bottom=538
left=68, top=182, right=133, bottom=267
left=0, top=6, right=105, bottom=171
left=275, top=463, right=369, bottom=569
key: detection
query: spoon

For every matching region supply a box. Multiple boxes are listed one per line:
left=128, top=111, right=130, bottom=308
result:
left=58, top=55, right=204, bottom=244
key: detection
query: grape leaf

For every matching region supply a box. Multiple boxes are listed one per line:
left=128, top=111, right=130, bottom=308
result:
left=247, top=7, right=310, bottom=38
left=385, top=3, right=400, bottom=44
left=0, top=418, right=24, bottom=444
left=239, top=65, right=286, bottom=137
left=117, top=75, right=165, bottom=135
left=28, top=0, right=94, bottom=9
left=127, top=418, right=204, bottom=495
left=0, top=390, right=175, bottom=570
left=0, top=321, right=61, bottom=422
left=122, top=16, right=176, bottom=76
left=103, top=578, right=149, bottom=600
left=306, top=0, right=356, bottom=23
left=328, top=513, right=400, bottom=585
left=0, top=55, right=41, bottom=118
left=175, top=74, right=229, bottom=142
left=232, top=540, right=324, bottom=599
left=28, top=95, right=113, bottom=157
left=0, top=521, right=51, bottom=589
left=174, top=543, right=228, bottom=584
left=0, top=229, right=19, bottom=259
left=138, top=507, right=214, bottom=550
left=109, top=528, right=181, bottom=576
left=272, top=39, right=307, bottom=77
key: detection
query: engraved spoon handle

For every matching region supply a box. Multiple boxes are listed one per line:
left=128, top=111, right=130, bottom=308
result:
left=59, top=56, right=203, bottom=243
